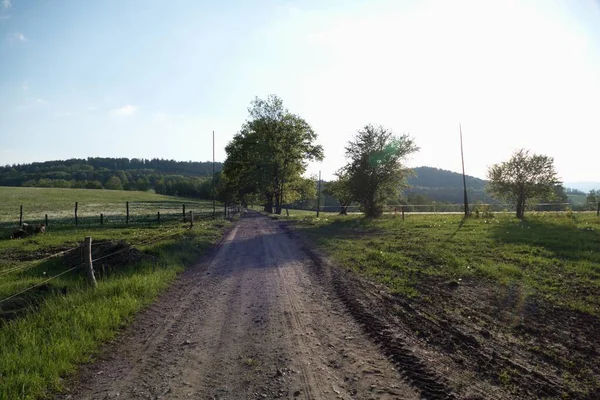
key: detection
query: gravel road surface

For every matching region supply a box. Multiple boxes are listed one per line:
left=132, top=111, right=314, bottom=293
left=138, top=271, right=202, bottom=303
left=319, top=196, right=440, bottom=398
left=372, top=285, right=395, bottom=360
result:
left=60, top=213, right=419, bottom=400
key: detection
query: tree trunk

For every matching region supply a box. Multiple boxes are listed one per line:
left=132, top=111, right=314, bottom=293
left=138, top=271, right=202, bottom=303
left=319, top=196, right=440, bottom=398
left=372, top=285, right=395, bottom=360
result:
left=274, top=192, right=281, bottom=215
left=264, top=194, right=274, bottom=214
left=339, top=205, right=348, bottom=215
left=516, top=197, right=525, bottom=219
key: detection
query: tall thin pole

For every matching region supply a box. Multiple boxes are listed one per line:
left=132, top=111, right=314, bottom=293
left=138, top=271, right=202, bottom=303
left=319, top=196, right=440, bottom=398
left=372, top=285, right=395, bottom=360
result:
left=460, top=123, right=469, bottom=217
left=317, top=170, right=321, bottom=218
left=212, top=130, right=216, bottom=219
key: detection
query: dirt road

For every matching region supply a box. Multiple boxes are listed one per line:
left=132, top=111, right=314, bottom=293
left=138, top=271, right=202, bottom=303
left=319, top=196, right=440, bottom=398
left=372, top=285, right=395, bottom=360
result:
left=60, top=213, right=421, bottom=400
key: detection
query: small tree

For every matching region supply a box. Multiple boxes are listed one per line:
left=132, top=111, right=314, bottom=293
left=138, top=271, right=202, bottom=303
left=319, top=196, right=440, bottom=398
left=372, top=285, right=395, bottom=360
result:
left=487, top=149, right=560, bottom=219
left=105, top=176, right=123, bottom=190
left=345, top=124, right=418, bottom=217
left=323, top=171, right=353, bottom=215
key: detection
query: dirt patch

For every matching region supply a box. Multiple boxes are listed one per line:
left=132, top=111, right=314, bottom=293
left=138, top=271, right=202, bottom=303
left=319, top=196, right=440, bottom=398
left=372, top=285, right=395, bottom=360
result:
left=0, top=245, right=75, bottom=264
left=292, top=222, right=600, bottom=399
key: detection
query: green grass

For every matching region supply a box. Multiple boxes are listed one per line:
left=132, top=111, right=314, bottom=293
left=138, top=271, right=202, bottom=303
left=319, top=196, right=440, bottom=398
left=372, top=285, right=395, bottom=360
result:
left=0, top=186, right=221, bottom=237
left=288, top=212, right=600, bottom=316
left=0, top=186, right=217, bottom=221
left=0, top=187, right=230, bottom=399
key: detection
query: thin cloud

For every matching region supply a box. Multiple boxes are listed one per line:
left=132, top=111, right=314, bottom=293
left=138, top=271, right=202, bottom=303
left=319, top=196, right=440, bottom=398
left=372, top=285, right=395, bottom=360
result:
left=8, top=32, right=26, bottom=43
left=110, top=104, right=138, bottom=116
left=2, top=0, right=11, bottom=9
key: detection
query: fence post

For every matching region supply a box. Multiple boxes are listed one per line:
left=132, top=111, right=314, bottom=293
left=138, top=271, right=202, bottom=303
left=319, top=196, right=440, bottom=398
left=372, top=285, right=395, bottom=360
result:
left=402, top=206, right=405, bottom=221
left=45, top=214, right=48, bottom=227
left=597, top=202, right=599, bottom=217
left=84, top=236, right=97, bottom=288
left=100, top=213, right=104, bottom=225
left=157, top=211, right=160, bottom=224
left=126, top=201, right=129, bottom=224
left=75, top=202, right=78, bottom=226
left=182, top=204, right=186, bottom=221
left=189, top=211, right=194, bottom=228
left=19, top=205, right=23, bottom=227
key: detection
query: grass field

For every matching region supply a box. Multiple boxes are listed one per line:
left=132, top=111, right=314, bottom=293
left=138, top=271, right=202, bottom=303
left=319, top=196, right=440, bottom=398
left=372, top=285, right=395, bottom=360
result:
left=286, top=212, right=600, bottom=316
left=0, top=187, right=220, bottom=235
left=0, top=187, right=230, bottom=399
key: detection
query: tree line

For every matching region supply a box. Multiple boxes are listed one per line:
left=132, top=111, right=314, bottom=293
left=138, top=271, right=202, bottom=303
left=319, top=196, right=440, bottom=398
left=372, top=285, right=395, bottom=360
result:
left=0, top=158, right=223, bottom=198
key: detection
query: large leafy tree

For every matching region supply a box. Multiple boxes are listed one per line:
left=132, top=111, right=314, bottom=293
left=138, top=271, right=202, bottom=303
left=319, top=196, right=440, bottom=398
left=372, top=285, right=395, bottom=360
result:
left=344, top=124, right=418, bottom=217
left=222, top=95, right=323, bottom=213
left=487, top=149, right=561, bottom=219
left=323, top=171, right=353, bottom=215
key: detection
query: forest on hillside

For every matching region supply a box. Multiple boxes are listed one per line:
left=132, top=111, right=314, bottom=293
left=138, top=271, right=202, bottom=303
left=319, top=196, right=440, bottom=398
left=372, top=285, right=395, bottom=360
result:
left=0, top=158, right=223, bottom=198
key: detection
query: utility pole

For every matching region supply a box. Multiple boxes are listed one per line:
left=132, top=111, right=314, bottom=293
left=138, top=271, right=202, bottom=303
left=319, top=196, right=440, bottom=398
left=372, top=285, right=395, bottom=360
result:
left=317, top=170, right=321, bottom=218
left=460, top=123, right=469, bottom=217
left=212, top=130, right=216, bottom=219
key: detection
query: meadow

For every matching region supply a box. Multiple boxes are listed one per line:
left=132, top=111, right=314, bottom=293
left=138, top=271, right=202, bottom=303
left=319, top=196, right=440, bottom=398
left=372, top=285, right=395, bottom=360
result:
left=0, top=187, right=229, bottom=399
left=0, top=186, right=219, bottom=235
left=286, top=211, right=600, bottom=316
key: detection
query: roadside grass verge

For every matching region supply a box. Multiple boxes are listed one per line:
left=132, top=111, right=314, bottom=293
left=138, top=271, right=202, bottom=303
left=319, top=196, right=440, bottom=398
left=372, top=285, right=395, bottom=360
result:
left=0, top=219, right=228, bottom=400
left=288, top=212, right=600, bottom=316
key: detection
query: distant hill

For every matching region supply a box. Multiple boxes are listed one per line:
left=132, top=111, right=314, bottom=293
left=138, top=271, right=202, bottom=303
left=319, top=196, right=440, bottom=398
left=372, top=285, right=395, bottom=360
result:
left=408, top=167, right=486, bottom=189
left=0, top=158, right=223, bottom=198
left=405, top=167, right=496, bottom=204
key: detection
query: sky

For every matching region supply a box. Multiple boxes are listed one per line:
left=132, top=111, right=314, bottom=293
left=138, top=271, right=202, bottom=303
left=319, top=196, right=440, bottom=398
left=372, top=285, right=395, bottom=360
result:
left=1, top=0, right=599, bottom=183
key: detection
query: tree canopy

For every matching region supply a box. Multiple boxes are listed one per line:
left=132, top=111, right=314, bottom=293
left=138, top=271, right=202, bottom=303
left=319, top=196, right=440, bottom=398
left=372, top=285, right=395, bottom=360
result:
left=221, top=95, right=323, bottom=213
left=487, top=149, right=561, bottom=218
left=344, top=124, right=418, bottom=217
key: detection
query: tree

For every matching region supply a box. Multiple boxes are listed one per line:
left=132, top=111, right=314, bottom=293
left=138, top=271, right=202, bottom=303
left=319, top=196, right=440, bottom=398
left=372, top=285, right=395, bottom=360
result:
left=323, top=171, right=353, bottom=215
left=487, top=149, right=561, bottom=219
left=104, top=176, right=123, bottom=190
left=85, top=180, right=103, bottom=189
left=221, top=95, right=324, bottom=214
left=344, top=124, right=418, bottom=217
left=135, top=177, right=150, bottom=192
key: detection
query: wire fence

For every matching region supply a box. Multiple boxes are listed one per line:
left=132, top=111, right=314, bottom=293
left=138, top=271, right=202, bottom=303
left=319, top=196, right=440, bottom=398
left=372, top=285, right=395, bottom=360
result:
left=278, top=202, right=599, bottom=215
left=0, top=211, right=239, bottom=307
left=0, top=201, right=236, bottom=237
left=0, top=203, right=242, bottom=311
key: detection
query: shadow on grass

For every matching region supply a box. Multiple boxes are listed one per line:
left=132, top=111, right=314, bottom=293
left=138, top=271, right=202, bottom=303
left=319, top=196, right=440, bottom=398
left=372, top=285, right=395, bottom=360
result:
left=444, top=217, right=467, bottom=242
left=491, top=217, right=600, bottom=262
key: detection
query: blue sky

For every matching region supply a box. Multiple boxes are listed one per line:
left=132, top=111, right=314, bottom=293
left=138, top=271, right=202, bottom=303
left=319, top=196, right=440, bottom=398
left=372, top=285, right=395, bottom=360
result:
left=1, top=0, right=599, bottom=182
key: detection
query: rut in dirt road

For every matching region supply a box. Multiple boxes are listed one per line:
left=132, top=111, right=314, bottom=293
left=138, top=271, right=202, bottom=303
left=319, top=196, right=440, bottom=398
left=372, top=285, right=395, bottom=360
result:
left=60, top=213, right=429, bottom=400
